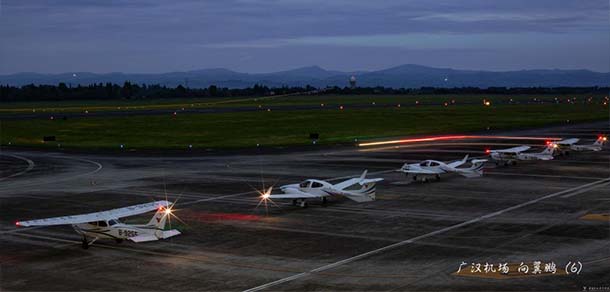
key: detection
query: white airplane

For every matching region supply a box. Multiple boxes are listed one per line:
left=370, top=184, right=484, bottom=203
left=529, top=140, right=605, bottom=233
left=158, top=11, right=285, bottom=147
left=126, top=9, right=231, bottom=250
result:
left=488, top=144, right=556, bottom=165
left=260, top=170, right=383, bottom=207
left=16, top=201, right=181, bottom=249
left=399, top=155, right=488, bottom=182
left=555, top=136, right=606, bottom=154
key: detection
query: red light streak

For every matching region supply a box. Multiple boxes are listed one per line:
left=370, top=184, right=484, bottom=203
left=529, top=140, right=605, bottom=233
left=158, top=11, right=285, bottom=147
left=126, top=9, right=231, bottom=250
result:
left=358, top=135, right=561, bottom=147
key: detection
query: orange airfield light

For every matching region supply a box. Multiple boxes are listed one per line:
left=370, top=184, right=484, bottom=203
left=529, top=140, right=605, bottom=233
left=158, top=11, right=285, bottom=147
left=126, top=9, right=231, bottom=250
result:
left=358, top=135, right=562, bottom=147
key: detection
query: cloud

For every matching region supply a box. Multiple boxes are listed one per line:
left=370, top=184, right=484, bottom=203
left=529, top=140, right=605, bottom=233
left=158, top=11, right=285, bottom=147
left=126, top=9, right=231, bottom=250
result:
left=0, top=0, right=608, bottom=73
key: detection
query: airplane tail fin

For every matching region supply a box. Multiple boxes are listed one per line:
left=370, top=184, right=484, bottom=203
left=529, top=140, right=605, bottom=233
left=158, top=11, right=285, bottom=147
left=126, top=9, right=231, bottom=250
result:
left=343, top=170, right=383, bottom=202
left=541, top=144, right=556, bottom=155
left=147, top=205, right=182, bottom=239
left=342, top=183, right=378, bottom=202
left=594, top=136, right=606, bottom=146
left=456, top=159, right=487, bottom=178
left=147, top=205, right=170, bottom=229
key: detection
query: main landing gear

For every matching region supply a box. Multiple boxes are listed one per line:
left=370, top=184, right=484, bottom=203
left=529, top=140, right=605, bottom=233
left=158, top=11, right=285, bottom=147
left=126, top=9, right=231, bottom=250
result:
left=292, top=199, right=309, bottom=208
left=81, top=236, right=89, bottom=249
left=81, top=235, right=98, bottom=249
left=412, top=175, right=439, bottom=183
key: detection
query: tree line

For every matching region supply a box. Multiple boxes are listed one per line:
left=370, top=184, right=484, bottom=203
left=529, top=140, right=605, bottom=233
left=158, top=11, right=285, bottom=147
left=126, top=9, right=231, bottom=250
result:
left=1, top=82, right=608, bottom=102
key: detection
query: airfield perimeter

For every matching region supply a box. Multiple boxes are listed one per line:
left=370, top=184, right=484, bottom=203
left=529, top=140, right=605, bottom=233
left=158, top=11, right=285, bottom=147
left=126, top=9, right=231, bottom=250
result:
left=1, top=121, right=610, bottom=291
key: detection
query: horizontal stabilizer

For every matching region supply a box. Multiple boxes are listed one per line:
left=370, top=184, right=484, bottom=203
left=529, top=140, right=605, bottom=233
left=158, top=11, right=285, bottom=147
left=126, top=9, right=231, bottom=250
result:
left=128, top=235, right=159, bottom=243
left=360, top=178, right=384, bottom=185
left=160, top=229, right=181, bottom=239
left=342, top=192, right=375, bottom=202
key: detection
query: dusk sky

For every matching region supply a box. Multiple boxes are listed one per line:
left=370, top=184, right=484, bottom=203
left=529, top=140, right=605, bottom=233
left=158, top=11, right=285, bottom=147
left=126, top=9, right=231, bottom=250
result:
left=0, top=0, right=608, bottom=74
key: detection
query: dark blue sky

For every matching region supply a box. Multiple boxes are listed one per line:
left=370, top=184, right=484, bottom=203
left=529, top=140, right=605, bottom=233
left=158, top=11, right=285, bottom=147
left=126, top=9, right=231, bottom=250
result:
left=1, top=0, right=608, bottom=74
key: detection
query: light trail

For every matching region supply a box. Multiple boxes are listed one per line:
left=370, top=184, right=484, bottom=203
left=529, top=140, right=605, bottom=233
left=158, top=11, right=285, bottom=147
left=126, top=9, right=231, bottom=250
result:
left=358, top=135, right=561, bottom=147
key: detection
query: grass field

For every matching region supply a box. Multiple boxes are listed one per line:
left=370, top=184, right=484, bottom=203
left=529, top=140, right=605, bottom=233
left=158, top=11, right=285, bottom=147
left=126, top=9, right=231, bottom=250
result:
left=1, top=93, right=602, bottom=114
left=1, top=102, right=607, bottom=150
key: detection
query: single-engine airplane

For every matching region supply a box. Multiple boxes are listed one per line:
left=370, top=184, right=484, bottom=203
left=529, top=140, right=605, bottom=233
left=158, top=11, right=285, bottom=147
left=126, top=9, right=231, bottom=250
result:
left=16, top=200, right=180, bottom=249
left=399, top=155, right=487, bottom=182
left=260, top=170, right=383, bottom=207
left=488, top=144, right=556, bottom=165
left=555, top=136, right=606, bottom=154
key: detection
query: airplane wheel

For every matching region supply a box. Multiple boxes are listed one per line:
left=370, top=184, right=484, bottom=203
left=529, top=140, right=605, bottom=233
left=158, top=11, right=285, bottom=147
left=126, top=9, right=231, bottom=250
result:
left=422, top=177, right=428, bottom=183
left=436, top=175, right=441, bottom=181
left=503, top=162, right=509, bottom=166
left=413, top=175, right=417, bottom=181
left=300, top=201, right=308, bottom=208
left=322, top=197, right=327, bottom=204
left=511, top=161, right=517, bottom=166
left=115, top=239, right=123, bottom=244
left=292, top=199, right=297, bottom=206
left=82, top=237, right=89, bottom=249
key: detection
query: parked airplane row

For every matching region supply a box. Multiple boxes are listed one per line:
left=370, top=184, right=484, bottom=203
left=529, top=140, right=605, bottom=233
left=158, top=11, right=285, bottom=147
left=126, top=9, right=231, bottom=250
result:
left=488, top=136, right=606, bottom=166
left=14, top=136, right=605, bottom=249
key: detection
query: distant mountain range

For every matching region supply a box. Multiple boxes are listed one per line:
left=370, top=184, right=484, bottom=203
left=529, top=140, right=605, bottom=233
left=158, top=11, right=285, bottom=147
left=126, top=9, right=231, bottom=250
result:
left=1, top=64, right=609, bottom=88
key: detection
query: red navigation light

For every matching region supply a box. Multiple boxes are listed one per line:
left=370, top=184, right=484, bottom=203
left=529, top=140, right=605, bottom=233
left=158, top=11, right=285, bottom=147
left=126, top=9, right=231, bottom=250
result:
left=15, top=221, right=21, bottom=226
left=485, top=149, right=491, bottom=154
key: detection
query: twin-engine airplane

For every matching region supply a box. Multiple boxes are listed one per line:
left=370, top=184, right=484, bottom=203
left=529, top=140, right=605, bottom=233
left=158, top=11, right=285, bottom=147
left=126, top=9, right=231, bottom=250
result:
left=399, top=155, right=487, bottom=182
left=488, top=144, right=556, bottom=165
left=16, top=201, right=181, bottom=249
left=554, top=136, right=606, bottom=154
left=260, top=170, right=383, bottom=207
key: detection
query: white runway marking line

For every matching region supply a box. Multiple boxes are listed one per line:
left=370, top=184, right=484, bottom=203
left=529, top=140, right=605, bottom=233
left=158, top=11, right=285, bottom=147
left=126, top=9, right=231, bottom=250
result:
left=243, top=177, right=610, bottom=292
left=560, top=181, right=610, bottom=198
left=0, top=155, right=103, bottom=192
left=0, top=153, right=35, bottom=181
left=485, top=171, right=605, bottom=181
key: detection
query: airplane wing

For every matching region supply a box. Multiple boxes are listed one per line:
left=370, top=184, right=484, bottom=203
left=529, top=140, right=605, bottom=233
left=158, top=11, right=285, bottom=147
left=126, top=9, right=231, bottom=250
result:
left=333, top=170, right=383, bottom=190
left=556, top=138, right=579, bottom=145
left=492, top=146, right=530, bottom=153
left=267, top=188, right=322, bottom=199
left=17, top=201, right=170, bottom=227
left=401, top=168, right=442, bottom=174
left=447, top=155, right=469, bottom=168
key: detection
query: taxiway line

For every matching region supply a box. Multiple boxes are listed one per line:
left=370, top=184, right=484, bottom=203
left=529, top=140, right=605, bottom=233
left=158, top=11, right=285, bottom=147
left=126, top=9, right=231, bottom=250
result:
left=243, top=177, right=610, bottom=292
left=0, top=153, right=35, bottom=181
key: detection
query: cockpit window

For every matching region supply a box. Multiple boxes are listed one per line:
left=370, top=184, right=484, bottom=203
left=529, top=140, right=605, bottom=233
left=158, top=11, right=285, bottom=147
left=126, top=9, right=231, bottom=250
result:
left=97, top=220, right=108, bottom=227
left=299, top=181, right=311, bottom=188
left=108, top=219, right=119, bottom=226
left=420, top=161, right=429, bottom=166
left=311, top=182, right=323, bottom=188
